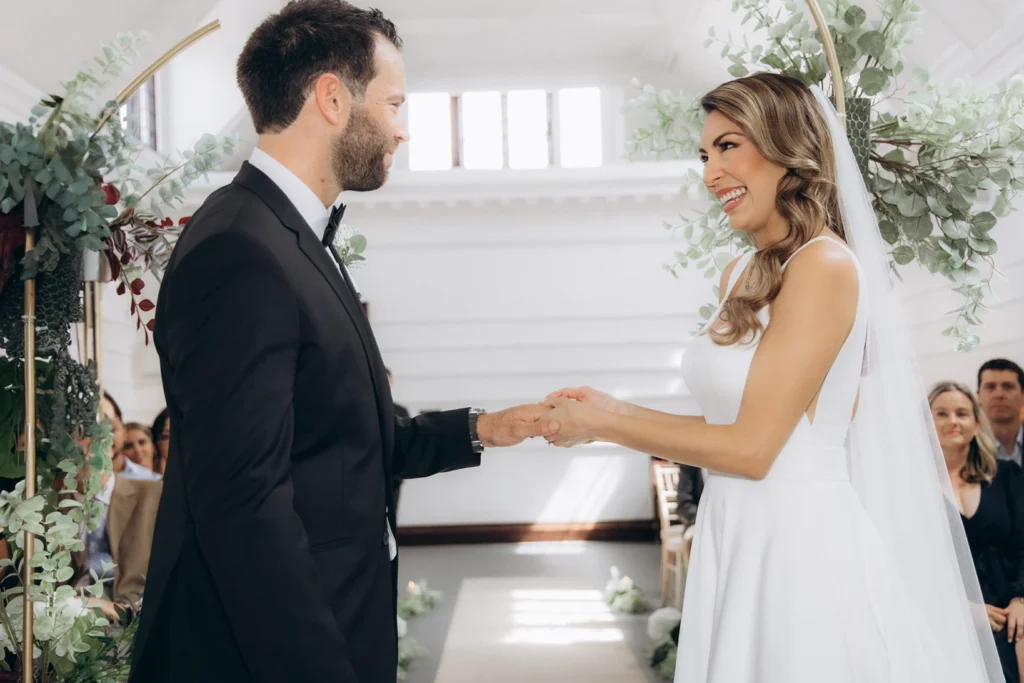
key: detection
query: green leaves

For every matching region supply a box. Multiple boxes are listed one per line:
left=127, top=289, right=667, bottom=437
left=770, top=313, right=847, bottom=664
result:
left=892, top=245, right=916, bottom=265
left=896, top=191, right=928, bottom=218
left=761, top=53, right=787, bottom=71
left=902, top=214, right=932, bottom=241
left=857, top=31, right=887, bottom=59
left=845, top=6, right=867, bottom=27
left=878, top=220, right=900, bottom=244
left=858, top=67, right=889, bottom=96
left=971, top=211, right=997, bottom=233
left=628, top=0, right=1014, bottom=354
left=939, top=219, right=970, bottom=239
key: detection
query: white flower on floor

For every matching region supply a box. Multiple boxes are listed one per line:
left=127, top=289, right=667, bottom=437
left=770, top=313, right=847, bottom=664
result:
left=647, top=607, right=682, bottom=642
left=648, top=607, right=681, bottom=680
left=604, top=566, right=650, bottom=613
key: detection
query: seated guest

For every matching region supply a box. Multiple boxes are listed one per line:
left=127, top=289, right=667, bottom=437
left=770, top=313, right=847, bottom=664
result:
left=978, top=359, right=1024, bottom=468
left=101, top=393, right=159, bottom=481
left=122, top=422, right=160, bottom=478
left=677, top=464, right=704, bottom=527
left=73, top=470, right=163, bottom=613
left=152, top=409, right=170, bottom=476
left=930, top=381, right=1024, bottom=682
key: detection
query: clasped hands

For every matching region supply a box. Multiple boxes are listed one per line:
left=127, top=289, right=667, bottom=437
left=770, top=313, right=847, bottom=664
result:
left=475, top=386, right=618, bottom=449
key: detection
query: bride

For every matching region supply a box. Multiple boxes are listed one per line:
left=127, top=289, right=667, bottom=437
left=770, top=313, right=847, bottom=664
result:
left=542, top=72, right=1003, bottom=682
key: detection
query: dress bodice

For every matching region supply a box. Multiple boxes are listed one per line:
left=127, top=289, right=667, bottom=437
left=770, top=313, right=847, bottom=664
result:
left=680, top=236, right=867, bottom=481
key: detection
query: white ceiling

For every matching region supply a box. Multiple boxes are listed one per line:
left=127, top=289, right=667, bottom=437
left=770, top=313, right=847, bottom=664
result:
left=1, top=0, right=1021, bottom=149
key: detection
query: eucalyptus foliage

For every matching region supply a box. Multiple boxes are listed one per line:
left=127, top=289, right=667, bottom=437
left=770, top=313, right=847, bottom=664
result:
left=629, top=0, right=1024, bottom=349
left=0, top=31, right=233, bottom=680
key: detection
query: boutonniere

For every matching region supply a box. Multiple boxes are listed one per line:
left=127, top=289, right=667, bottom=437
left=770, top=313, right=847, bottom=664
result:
left=331, top=224, right=367, bottom=268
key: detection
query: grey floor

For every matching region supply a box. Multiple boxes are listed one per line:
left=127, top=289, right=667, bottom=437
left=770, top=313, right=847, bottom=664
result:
left=396, top=541, right=666, bottom=683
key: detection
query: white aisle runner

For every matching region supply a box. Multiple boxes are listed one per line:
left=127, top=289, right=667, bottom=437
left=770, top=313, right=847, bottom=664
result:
left=433, top=577, right=650, bottom=683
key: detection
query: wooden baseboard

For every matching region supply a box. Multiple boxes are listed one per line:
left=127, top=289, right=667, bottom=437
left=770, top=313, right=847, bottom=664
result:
left=395, top=519, right=658, bottom=546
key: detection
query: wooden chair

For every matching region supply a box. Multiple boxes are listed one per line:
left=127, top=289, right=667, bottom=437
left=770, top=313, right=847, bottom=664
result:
left=652, top=462, right=692, bottom=609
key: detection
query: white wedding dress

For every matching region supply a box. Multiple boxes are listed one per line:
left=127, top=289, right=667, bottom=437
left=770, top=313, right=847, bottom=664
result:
left=675, top=236, right=954, bottom=682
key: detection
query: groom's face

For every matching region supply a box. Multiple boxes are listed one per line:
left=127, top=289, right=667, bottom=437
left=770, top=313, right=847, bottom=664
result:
left=332, top=36, right=409, bottom=192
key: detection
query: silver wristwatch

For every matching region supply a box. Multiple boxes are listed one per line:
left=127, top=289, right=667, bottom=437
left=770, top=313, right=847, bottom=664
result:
left=468, top=408, right=486, bottom=454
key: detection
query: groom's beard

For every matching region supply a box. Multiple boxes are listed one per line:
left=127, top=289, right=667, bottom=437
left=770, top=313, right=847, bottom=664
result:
left=332, top=107, right=391, bottom=192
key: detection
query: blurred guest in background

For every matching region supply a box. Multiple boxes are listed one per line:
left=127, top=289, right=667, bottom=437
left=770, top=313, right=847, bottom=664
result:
left=152, top=409, right=170, bottom=476
left=123, top=422, right=160, bottom=478
left=979, top=359, right=1024, bottom=468
left=931, top=381, right=1024, bottom=682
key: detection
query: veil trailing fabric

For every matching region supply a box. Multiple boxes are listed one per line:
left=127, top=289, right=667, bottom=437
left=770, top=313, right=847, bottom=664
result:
left=810, top=86, right=1004, bottom=682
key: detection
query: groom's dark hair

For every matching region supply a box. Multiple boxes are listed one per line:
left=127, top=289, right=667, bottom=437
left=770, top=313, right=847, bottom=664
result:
left=237, top=0, right=402, bottom=134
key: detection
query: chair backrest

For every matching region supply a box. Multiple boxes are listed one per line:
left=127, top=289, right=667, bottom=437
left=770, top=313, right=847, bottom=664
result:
left=652, top=462, right=680, bottom=530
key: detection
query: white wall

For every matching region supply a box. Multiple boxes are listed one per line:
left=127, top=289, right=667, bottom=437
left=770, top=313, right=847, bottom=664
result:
left=107, top=171, right=1024, bottom=527
left=0, top=66, right=42, bottom=124
left=356, top=193, right=694, bottom=526
left=903, top=215, right=1024, bottom=389
left=158, top=0, right=281, bottom=154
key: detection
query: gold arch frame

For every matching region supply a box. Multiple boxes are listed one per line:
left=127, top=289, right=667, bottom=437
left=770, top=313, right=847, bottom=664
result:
left=19, top=20, right=221, bottom=683
left=17, top=3, right=847, bottom=679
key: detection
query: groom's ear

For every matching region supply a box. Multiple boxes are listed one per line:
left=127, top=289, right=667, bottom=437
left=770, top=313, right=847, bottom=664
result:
left=311, top=72, right=353, bottom=130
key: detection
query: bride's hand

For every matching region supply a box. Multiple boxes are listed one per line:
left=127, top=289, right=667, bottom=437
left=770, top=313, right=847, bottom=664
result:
left=545, top=386, right=628, bottom=416
left=541, top=397, right=602, bottom=448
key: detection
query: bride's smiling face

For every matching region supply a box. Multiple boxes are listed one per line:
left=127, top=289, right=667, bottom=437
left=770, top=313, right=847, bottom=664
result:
left=700, top=110, right=788, bottom=235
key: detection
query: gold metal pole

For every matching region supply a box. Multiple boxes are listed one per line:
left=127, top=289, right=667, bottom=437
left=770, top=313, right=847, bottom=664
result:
left=21, top=232, right=36, bottom=683
left=82, top=283, right=94, bottom=367
left=92, top=283, right=103, bottom=399
left=805, top=0, right=846, bottom=129
left=93, top=20, right=222, bottom=134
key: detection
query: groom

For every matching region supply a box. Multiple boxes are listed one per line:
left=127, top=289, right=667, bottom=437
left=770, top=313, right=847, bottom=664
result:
left=127, top=2, right=558, bottom=682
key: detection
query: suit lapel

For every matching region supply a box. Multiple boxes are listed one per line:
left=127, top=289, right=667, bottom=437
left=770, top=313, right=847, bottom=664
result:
left=326, top=245, right=396, bottom=473
left=233, top=163, right=395, bottom=469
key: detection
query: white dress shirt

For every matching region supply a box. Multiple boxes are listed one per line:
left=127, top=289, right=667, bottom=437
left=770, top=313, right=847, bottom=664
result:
left=247, top=148, right=393, bottom=560
left=120, top=457, right=162, bottom=481
left=996, top=425, right=1024, bottom=469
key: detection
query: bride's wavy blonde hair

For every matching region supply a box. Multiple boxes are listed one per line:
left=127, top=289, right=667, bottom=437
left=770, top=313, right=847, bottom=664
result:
left=702, top=73, right=845, bottom=346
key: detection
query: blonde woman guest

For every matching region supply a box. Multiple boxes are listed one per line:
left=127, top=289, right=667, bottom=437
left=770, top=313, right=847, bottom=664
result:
left=123, top=422, right=159, bottom=475
left=931, top=382, right=1024, bottom=683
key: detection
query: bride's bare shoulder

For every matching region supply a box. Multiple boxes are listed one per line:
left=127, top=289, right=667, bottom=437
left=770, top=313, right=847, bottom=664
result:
left=777, top=238, right=859, bottom=311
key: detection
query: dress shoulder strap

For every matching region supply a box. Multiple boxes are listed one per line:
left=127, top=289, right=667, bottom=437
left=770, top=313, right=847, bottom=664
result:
left=781, top=235, right=852, bottom=271
left=724, top=250, right=756, bottom=299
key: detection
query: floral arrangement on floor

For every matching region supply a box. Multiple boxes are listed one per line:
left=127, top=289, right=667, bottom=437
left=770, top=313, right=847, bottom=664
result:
left=628, top=0, right=1024, bottom=350
left=604, top=566, right=651, bottom=614
left=396, top=580, right=441, bottom=681
left=0, top=28, right=232, bottom=681
left=647, top=606, right=682, bottom=679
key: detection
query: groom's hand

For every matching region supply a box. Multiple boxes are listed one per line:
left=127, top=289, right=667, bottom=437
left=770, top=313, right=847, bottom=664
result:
left=477, top=404, right=559, bottom=448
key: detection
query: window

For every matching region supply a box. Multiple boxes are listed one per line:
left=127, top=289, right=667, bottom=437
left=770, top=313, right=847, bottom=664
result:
left=405, top=86, right=602, bottom=171
left=557, top=87, right=602, bottom=168
left=460, top=91, right=504, bottom=170
left=408, top=92, right=454, bottom=171
left=119, top=76, right=157, bottom=148
left=507, top=89, right=550, bottom=170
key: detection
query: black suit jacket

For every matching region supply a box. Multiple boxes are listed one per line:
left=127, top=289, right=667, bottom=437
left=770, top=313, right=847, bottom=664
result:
left=128, top=162, right=480, bottom=683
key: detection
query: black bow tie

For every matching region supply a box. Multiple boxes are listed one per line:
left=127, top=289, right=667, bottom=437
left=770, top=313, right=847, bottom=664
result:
left=322, top=203, right=347, bottom=247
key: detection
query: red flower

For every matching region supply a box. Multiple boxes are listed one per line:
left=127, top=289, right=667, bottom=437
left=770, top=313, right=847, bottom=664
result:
left=101, top=183, right=120, bottom=205
left=0, top=209, right=26, bottom=299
